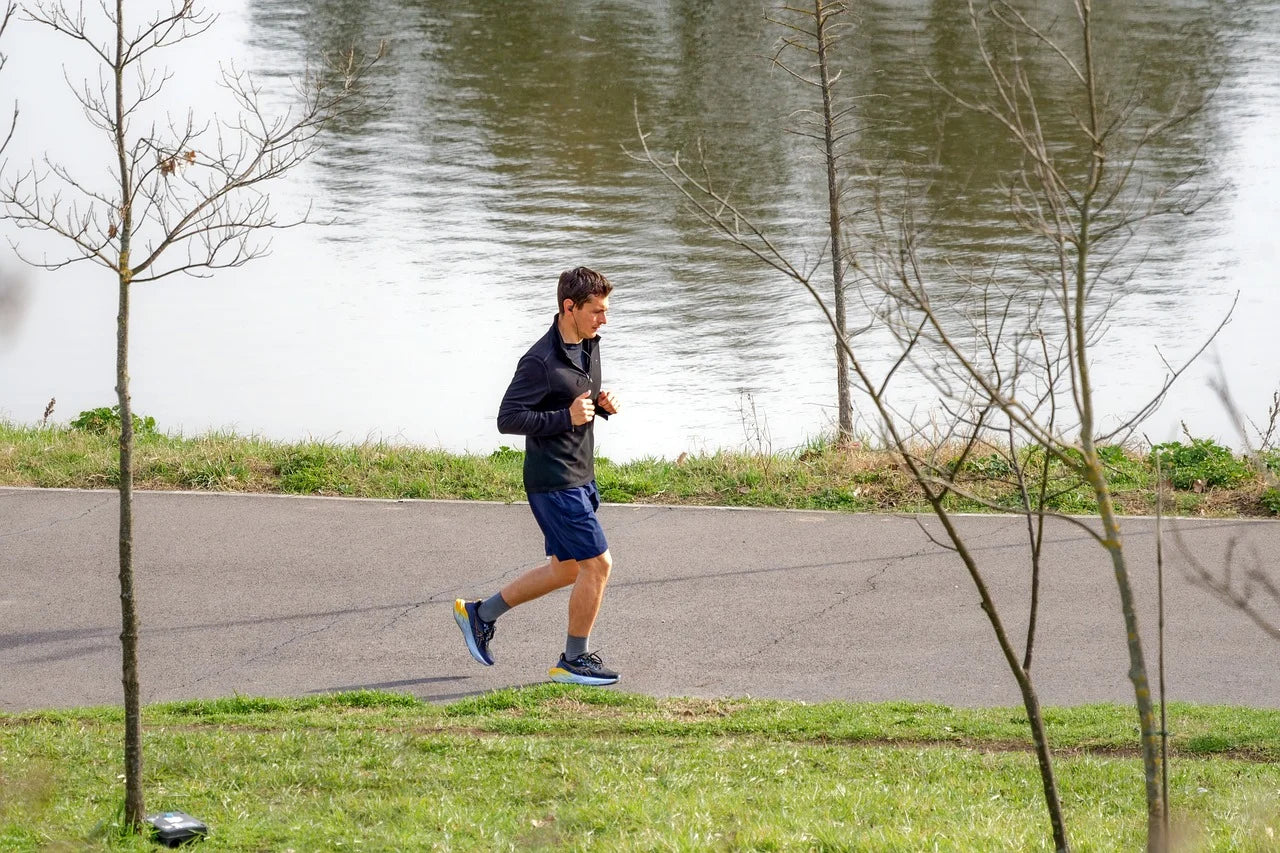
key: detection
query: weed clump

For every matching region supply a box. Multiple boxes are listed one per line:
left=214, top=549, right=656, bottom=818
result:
left=70, top=405, right=158, bottom=438
left=1150, top=438, right=1252, bottom=490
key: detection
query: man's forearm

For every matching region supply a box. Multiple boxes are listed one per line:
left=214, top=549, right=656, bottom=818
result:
left=497, top=406, right=572, bottom=436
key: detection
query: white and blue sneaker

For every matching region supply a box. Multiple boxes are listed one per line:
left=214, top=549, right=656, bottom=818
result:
left=453, top=599, right=495, bottom=666
left=549, top=651, right=619, bottom=686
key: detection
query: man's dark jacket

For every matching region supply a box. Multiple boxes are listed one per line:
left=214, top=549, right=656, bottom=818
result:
left=497, top=317, right=608, bottom=494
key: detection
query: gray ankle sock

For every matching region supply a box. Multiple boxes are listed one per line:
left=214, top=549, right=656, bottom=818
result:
left=476, top=593, right=510, bottom=624
left=565, top=634, right=588, bottom=659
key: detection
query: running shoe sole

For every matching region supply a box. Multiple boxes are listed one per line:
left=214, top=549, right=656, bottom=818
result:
left=548, top=665, right=619, bottom=686
left=453, top=599, right=493, bottom=666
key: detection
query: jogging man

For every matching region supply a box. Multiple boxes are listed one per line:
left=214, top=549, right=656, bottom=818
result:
left=454, top=266, right=621, bottom=686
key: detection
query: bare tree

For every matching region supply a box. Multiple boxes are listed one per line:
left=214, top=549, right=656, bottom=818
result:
left=903, top=4, right=1225, bottom=847
left=769, top=0, right=857, bottom=442
left=636, top=1, right=1232, bottom=850
left=1, top=0, right=382, bottom=829
left=633, top=2, right=1074, bottom=849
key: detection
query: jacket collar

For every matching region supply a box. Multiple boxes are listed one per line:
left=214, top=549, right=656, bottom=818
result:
left=549, top=315, right=597, bottom=366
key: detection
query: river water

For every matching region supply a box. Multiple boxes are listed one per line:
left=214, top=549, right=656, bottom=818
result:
left=0, top=1, right=1276, bottom=460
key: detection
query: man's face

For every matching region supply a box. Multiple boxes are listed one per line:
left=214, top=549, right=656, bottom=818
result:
left=567, top=295, right=609, bottom=339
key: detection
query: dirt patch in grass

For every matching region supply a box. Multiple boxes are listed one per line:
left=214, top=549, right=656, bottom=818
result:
left=656, top=698, right=755, bottom=719
left=1187, top=483, right=1273, bottom=517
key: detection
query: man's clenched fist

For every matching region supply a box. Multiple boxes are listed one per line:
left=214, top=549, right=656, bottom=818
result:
left=570, top=391, right=595, bottom=426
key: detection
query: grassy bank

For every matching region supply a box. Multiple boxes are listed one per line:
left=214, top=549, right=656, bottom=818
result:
left=2, top=687, right=1278, bottom=850
left=2, top=421, right=1277, bottom=517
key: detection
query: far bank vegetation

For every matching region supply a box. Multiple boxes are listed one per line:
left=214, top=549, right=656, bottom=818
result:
left=3, top=416, right=1276, bottom=519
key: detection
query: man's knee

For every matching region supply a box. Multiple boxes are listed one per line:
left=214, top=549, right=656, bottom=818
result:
left=579, top=550, right=612, bottom=580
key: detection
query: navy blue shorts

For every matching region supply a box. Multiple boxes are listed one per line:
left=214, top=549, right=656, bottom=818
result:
left=528, top=480, right=609, bottom=562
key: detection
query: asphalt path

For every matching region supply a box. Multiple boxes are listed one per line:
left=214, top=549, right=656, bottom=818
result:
left=2, top=487, right=1277, bottom=711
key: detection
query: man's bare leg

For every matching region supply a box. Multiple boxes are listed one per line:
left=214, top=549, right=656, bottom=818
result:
left=461, top=550, right=618, bottom=683
left=457, top=557, right=576, bottom=666
left=550, top=550, right=618, bottom=684
left=495, top=551, right=612, bottom=632
left=499, top=556, right=578, bottom=607
left=567, top=550, right=612, bottom=638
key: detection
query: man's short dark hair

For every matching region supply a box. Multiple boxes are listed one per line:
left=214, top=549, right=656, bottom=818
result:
left=558, top=267, right=613, bottom=314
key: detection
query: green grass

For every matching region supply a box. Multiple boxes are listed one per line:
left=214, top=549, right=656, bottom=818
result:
left=2, top=688, right=1277, bottom=850
left=2, top=421, right=1277, bottom=517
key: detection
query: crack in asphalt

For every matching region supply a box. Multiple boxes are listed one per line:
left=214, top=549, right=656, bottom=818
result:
left=244, top=613, right=346, bottom=667
left=0, top=497, right=112, bottom=539
left=737, top=560, right=895, bottom=666
left=381, top=600, right=436, bottom=633
left=715, top=544, right=935, bottom=686
left=380, top=565, right=521, bottom=633
left=179, top=610, right=351, bottom=692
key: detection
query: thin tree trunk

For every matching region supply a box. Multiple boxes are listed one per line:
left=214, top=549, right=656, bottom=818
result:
left=1090, top=473, right=1166, bottom=850
left=924, top=496, right=1071, bottom=853
left=1075, top=4, right=1164, bottom=845
left=1156, top=456, right=1170, bottom=842
left=114, top=0, right=144, bottom=828
left=1011, top=420, right=1051, bottom=674
left=116, top=269, right=143, bottom=828
left=814, top=0, right=853, bottom=443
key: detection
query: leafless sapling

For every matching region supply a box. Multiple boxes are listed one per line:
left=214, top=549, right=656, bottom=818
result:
left=1, top=0, right=383, bottom=829
left=631, top=2, right=1075, bottom=848
left=874, top=2, right=1230, bottom=847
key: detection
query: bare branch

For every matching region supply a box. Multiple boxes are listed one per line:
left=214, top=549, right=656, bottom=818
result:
left=0, top=1, right=16, bottom=154
left=25, top=1, right=113, bottom=65
left=123, top=1, right=216, bottom=67
left=1094, top=294, right=1237, bottom=444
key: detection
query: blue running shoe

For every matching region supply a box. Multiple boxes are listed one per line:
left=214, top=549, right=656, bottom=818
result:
left=549, top=651, right=619, bottom=686
left=453, top=599, right=495, bottom=666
